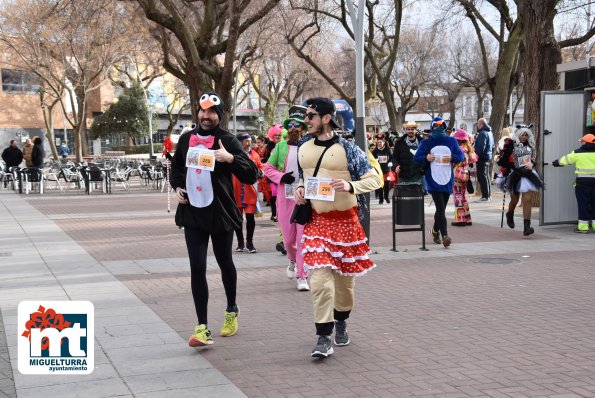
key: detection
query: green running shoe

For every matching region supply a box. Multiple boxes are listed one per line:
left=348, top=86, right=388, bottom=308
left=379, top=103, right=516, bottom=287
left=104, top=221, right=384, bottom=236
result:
left=188, top=324, right=213, bottom=347
left=220, top=307, right=240, bottom=337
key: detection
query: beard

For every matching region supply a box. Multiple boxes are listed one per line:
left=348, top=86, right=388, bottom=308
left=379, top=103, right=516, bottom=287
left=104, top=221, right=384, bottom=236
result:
left=199, top=118, right=217, bottom=130
left=287, top=130, right=301, bottom=142
left=309, top=124, right=324, bottom=137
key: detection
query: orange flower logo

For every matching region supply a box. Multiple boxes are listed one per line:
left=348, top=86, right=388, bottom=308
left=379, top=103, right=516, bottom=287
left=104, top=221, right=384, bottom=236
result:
left=21, top=305, right=72, bottom=350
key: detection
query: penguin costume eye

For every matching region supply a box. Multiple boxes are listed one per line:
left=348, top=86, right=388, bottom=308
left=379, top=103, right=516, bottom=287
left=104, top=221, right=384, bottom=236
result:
left=199, top=94, right=209, bottom=103
left=209, top=95, right=221, bottom=105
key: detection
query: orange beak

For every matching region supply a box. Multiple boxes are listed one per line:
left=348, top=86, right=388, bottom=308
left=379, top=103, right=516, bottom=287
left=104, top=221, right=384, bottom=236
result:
left=200, top=99, right=216, bottom=110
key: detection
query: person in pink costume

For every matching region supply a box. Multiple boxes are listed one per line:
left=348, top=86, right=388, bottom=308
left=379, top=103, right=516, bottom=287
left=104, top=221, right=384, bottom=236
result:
left=264, top=106, right=310, bottom=291
left=451, top=129, right=478, bottom=226
left=266, top=124, right=284, bottom=222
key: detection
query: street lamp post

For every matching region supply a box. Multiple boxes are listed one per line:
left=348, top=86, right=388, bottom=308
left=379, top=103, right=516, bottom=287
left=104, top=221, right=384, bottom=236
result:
left=346, top=0, right=370, bottom=240
left=139, top=84, right=155, bottom=159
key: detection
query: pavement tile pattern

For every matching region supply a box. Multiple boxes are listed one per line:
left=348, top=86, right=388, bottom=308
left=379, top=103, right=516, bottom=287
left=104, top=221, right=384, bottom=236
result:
left=0, top=308, right=16, bottom=398
left=2, top=185, right=595, bottom=397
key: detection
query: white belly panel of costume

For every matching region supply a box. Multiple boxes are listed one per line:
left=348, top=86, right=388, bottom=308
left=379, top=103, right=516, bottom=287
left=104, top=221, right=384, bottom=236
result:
left=430, top=145, right=452, bottom=186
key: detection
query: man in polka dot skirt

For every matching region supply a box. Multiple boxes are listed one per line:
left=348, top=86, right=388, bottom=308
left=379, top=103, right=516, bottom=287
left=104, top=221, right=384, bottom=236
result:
left=294, top=97, right=382, bottom=358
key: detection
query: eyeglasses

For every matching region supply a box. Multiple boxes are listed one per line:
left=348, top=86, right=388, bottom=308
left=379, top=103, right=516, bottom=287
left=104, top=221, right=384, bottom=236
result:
left=287, top=122, right=302, bottom=128
left=305, top=112, right=319, bottom=120
left=274, top=134, right=282, bottom=137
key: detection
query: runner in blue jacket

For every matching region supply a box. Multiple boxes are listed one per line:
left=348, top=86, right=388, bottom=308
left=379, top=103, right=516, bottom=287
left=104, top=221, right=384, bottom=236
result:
left=414, top=117, right=464, bottom=247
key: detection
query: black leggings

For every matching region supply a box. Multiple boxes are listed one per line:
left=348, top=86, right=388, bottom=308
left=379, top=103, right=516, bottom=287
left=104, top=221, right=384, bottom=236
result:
left=235, top=213, right=255, bottom=244
left=376, top=181, right=391, bottom=202
left=431, top=191, right=450, bottom=237
left=270, top=196, right=277, bottom=218
left=184, top=227, right=237, bottom=326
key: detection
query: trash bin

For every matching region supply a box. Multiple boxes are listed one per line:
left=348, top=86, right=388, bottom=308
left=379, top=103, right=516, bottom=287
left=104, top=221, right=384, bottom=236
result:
left=393, top=184, right=424, bottom=225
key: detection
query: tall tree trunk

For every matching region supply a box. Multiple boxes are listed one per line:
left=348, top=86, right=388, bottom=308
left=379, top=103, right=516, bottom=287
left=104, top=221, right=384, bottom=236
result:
left=488, top=19, right=524, bottom=141
left=75, top=87, right=89, bottom=158
left=41, top=102, right=59, bottom=160
left=519, top=0, right=561, bottom=207
left=519, top=0, right=560, bottom=177
left=381, top=87, right=398, bottom=131
left=73, top=124, right=83, bottom=162
left=187, top=69, right=213, bottom=125
left=448, top=102, right=457, bottom=130
left=475, top=87, right=484, bottom=120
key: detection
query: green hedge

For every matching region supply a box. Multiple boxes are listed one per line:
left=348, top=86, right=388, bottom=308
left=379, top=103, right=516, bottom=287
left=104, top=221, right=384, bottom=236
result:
left=110, top=144, right=164, bottom=154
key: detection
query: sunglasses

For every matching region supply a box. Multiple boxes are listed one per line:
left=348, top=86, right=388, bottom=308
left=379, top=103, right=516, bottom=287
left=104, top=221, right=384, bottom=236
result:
left=287, top=122, right=302, bottom=128
left=274, top=134, right=282, bottom=137
left=305, top=112, right=320, bottom=120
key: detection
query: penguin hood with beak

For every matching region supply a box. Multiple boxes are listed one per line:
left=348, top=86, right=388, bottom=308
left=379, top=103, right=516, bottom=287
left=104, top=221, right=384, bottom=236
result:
left=199, top=91, right=225, bottom=121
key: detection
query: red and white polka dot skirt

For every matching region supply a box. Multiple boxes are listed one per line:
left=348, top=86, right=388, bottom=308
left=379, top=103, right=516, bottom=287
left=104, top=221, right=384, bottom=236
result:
left=302, top=207, right=376, bottom=276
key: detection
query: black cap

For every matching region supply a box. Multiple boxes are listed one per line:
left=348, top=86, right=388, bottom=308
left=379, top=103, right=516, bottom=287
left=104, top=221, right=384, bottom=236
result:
left=283, top=105, right=307, bottom=129
left=305, top=97, right=340, bottom=129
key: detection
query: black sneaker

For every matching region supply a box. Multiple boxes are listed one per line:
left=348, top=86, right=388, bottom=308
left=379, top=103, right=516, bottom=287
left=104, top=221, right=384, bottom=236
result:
left=311, top=335, right=333, bottom=358
left=334, top=321, right=350, bottom=346
left=246, top=242, right=257, bottom=253
left=275, top=242, right=287, bottom=255
left=431, top=228, right=441, bottom=244
left=235, top=245, right=245, bottom=252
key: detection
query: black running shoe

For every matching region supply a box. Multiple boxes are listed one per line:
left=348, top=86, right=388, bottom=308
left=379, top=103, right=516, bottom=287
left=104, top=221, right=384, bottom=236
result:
left=246, top=242, right=257, bottom=253
left=431, top=228, right=441, bottom=244
left=334, top=321, right=350, bottom=346
left=311, top=335, right=334, bottom=358
left=235, top=245, right=245, bottom=252
left=275, top=242, right=287, bottom=255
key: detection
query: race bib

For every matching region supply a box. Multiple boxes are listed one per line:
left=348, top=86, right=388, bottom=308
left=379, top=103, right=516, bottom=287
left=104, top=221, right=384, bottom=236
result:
left=430, top=145, right=452, bottom=186
left=518, top=155, right=531, bottom=168
left=304, top=177, right=335, bottom=201
left=435, top=155, right=451, bottom=165
left=186, top=148, right=215, bottom=171
left=378, top=155, right=388, bottom=163
left=284, top=183, right=296, bottom=199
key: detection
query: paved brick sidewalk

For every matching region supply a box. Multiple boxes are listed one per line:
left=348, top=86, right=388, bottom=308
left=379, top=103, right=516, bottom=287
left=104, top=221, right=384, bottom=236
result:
left=5, top=189, right=595, bottom=397
left=119, top=251, right=595, bottom=397
left=0, top=308, right=16, bottom=398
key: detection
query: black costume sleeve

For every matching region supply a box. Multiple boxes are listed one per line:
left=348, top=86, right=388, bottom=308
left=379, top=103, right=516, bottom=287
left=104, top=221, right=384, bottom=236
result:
left=169, top=134, right=188, bottom=191
left=496, top=139, right=514, bottom=170
left=218, top=134, right=259, bottom=185
left=391, top=143, right=400, bottom=170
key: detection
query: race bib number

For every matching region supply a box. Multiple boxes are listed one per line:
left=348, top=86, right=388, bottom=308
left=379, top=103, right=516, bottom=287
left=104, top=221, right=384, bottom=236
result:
left=284, top=183, right=296, bottom=199
left=435, top=154, right=451, bottom=165
left=304, top=177, right=335, bottom=201
left=378, top=155, right=388, bottom=163
left=518, top=155, right=531, bottom=168
left=186, top=148, right=215, bottom=171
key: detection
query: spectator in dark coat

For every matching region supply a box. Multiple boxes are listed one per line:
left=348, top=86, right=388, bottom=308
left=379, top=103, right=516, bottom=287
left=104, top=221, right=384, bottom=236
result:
left=474, top=118, right=494, bottom=201
left=2, top=139, right=23, bottom=168
left=31, top=137, right=44, bottom=168
left=392, top=121, right=423, bottom=184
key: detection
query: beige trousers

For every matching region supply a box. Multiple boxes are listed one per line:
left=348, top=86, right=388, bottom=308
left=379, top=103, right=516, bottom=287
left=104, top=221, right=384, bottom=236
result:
left=310, top=267, right=355, bottom=323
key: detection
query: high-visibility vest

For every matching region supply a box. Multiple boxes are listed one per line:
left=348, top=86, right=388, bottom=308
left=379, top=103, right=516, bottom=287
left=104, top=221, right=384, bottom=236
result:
left=557, top=149, right=595, bottom=179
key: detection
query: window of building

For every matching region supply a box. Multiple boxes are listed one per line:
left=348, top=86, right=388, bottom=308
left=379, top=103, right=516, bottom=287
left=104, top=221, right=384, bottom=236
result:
left=427, top=101, right=439, bottom=112
left=483, top=98, right=491, bottom=114
left=464, top=96, right=472, bottom=117
left=1, top=69, right=41, bottom=94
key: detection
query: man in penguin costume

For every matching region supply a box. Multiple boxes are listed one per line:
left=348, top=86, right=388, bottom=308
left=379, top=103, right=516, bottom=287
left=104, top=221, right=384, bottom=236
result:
left=170, top=91, right=259, bottom=347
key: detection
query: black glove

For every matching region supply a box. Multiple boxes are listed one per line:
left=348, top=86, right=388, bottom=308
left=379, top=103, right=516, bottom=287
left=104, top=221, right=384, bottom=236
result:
left=280, top=171, right=295, bottom=184
left=552, top=159, right=560, bottom=167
